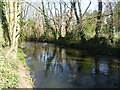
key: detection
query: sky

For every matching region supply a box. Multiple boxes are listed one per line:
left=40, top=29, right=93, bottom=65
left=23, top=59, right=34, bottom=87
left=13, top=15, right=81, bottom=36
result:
left=24, top=0, right=119, bottom=14
left=25, top=0, right=98, bottom=15
left=3, top=0, right=118, bottom=13
left=22, top=0, right=119, bottom=19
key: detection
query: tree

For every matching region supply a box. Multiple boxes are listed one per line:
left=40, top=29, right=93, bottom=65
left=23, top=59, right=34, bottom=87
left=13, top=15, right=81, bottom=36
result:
left=95, top=0, right=103, bottom=38
left=41, top=1, right=57, bottom=40
left=114, top=1, right=120, bottom=32
left=0, top=1, right=11, bottom=46
left=108, top=0, right=114, bottom=43
left=71, top=0, right=91, bottom=39
left=1, top=0, right=21, bottom=57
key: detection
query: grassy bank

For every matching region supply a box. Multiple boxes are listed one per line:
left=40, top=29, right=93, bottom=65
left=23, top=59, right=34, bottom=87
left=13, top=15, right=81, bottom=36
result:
left=17, top=48, right=34, bottom=88
left=0, top=48, right=33, bottom=88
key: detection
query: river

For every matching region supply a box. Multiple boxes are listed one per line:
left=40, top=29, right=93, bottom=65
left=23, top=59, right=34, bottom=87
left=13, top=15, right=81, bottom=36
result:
left=23, top=42, right=120, bottom=88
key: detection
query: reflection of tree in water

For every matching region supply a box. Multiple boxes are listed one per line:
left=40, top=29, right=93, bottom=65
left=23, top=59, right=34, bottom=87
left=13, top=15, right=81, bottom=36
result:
left=65, top=49, right=88, bottom=73
left=107, top=59, right=120, bottom=87
left=77, top=53, right=86, bottom=72
left=33, top=45, right=37, bottom=59
left=45, top=46, right=56, bottom=74
left=23, top=43, right=34, bottom=56
left=24, top=43, right=120, bottom=88
left=65, top=49, right=80, bottom=58
left=66, top=59, right=74, bottom=73
left=65, top=49, right=95, bottom=75
left=65, top=49, right=80, bottom=73
left=94, top=58, right=100, bottom=74
left=32, top=44, right=42, bottom=61
left=56, top=48, right=63, bottom=72
left=65, top=54, right=74, bottom=73
left=43, top=48, right=47, bottom=62
left=45, top=47, right=65, bottom=74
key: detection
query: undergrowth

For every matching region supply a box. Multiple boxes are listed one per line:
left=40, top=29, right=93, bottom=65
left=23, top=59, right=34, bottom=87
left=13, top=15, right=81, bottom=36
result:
left=0, top=49, right=19, bottom=88
left=17, top=49, right=26, bottom=64
left=0, top=47, right=31, bottom=88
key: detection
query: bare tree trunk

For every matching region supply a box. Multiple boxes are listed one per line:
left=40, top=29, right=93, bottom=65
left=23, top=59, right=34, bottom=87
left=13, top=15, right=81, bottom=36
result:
left=15, top=2, right=21, bottom=53
left=65, top=3, right=73, bottom=36
left=72, top=1, right=84, bottom=38
left=95, top=0, right=102, bottom=38
left=6, top=0, right=21, bottom=57
left=108, top=0, right=114, bottom=43
left=59, top=2, right=62, bottom=38
left=8, top=0, right=14, bottom=45
left=42, top=1, right=56, bottom=40
left=11, top=1, right=17, bottom=49
left=77, top=1, right=84, bottom=39
left=72, top=2, right=79, bottom=24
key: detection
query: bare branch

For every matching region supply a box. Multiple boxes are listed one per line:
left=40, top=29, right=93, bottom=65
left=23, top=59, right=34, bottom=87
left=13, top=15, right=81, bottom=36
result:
left=82, top=0, right=91, bottom=17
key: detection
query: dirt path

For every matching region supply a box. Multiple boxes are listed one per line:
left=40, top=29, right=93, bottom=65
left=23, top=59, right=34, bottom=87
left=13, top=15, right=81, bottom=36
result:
left=17, top=59, right=34, bottom=88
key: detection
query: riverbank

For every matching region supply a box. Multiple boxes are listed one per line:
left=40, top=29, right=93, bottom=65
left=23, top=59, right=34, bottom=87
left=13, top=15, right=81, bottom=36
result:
left=27, top=36, right=120, bottom=57
left=0, top=47, right=34, bottom=88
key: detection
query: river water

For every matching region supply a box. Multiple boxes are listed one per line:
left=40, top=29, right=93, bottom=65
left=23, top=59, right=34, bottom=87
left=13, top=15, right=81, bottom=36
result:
left=23, top=42, right=120, bottom=88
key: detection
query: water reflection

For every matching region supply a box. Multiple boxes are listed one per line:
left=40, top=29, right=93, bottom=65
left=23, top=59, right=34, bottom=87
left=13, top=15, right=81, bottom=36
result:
left=23, top=42, right=120, bottom=88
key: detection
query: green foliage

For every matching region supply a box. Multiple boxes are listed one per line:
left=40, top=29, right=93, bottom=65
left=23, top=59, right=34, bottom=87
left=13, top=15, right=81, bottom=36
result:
left=115, top=38, right=120, bottom=47
left=17, top=49, right=26, bottom=64
left=0, top=48, right=32, bottom=88
left=82, top=11, right=97, bottom=39
left=28, top=19, right=35, bottom=29
left=0, top=2, right=11, bottom=46
left=0, top=51, right=19, bottom=88
left=0, top=73, right=18, bottom=88
left=66, top=34, right=80, bottom=46
left=19, top=29, right=27, bottom=44
left=0, top=23, right=4, bottom=46
left=114, top=1, right=120, bottom=32
left=18, top=19, right=27, bottom=44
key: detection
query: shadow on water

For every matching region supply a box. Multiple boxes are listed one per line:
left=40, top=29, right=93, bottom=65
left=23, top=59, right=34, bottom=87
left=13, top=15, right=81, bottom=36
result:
left=23, top=42, right=120, bottom=88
